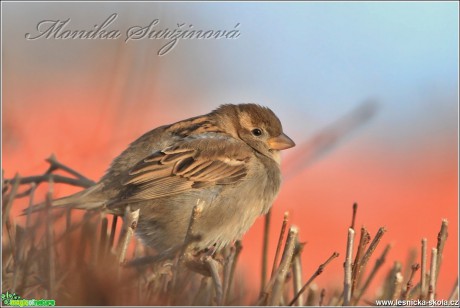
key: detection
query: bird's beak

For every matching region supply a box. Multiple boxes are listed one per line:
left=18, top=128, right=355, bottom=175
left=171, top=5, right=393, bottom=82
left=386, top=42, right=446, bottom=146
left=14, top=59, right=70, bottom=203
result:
left=268, top=133, right=295, bottom=150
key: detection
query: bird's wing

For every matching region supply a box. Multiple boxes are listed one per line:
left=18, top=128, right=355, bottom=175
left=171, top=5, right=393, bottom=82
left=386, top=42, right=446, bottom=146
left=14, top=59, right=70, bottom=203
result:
left=114, top=136, right=252, bottom=203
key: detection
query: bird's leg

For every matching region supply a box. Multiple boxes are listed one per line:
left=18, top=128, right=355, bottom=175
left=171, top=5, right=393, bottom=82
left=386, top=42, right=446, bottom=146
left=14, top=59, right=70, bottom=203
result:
left=184, top=244, right=224, bottom=276
left=202, top=243, right=218, bottom=257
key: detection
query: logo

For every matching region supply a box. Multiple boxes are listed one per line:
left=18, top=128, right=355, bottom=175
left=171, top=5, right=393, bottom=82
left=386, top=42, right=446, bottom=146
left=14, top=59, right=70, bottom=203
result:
left=1, top=291, right=55, bottom=307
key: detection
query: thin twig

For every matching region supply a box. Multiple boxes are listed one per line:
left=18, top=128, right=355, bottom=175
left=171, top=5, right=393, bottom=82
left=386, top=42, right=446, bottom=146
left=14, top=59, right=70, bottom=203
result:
left=428, top=248, right=438, bottom=301
left=2, top=173, right=20, bottom=227
left=350, top=202, right=358, bottom=230
left=108, top=215, right=119, bottom=254
left=222, top=246, right=235, bottom=305
left=178, top=201, right=204, bottom=261
left=448, top=277, right=458, bottom=301
left=354, top=243, right=392, bottom=304
left=288, top=252, right=339, bottom=306
left=435, top=219, right=448, bottom=281
left=23, top=183, right=37, bottom=253
left=26, top=183, right=37, bottom=234
left=391, top=272, right=403, bottom=301
left=172, top=201, right=204, bottom=300
left=117, top=207, right=140, bottom=265
left=382, top=261, right=402, bottom=301
left=63, top=207, right=73, bottom=265
left=98, top=216, right=109, bottom=263
left=360, top=227, right=387, bottom=270
left=16, top=182, right=37, bottom=294
left=261, top=208, right=272, bottom=292
left=291, top=237, right=305, bottom=306
left=223, top=241, right=242, bottom=305
left=267, top=226, right=298, bottom=306
left=2, top=173, right=20, bottom=265
left=328, top=291, right=341, bottom=306
left=46, top=154, right=96, bottom=186
left=192, top=276, right=211, bottom=306
left=5, top=155, right=95, bottom=202
left=90, top=213, right=103, bottom=265
left=343, top=228, right=355, bottom=305
left=401, top=263, right=420, bottom=300
left=77, top=211, right=93, bottom=267
left=351, top=226, right=370, bottom=297
left=420, top=238, right=428, bottom=300
left=271, top=212, right=289, bottom=278
left=12, top=174, right=93, bottom=190
left=354, top=226, right=387, bottom=295
left=403, top=248, right=418, bottom=284
left=305, top=285, right=317, bottom=306
left=319, top=288, right=326, bottom=306
left=226, top=240, right=242, bottom=304
left=45, top=189, right=55, bottom=298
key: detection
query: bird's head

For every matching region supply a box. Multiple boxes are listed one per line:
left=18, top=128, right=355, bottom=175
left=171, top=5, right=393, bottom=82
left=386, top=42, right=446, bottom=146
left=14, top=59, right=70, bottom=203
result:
left=212, top=103, right=295, bottom=163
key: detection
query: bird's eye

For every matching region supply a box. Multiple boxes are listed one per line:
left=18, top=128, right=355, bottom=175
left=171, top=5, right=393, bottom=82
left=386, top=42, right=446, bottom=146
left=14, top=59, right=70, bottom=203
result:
left=251, top=128, right=263, bottom=136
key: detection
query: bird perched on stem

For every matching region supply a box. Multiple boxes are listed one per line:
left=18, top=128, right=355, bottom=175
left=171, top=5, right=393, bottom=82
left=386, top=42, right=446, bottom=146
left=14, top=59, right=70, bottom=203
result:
left=43, top=103, right=295, bottom=258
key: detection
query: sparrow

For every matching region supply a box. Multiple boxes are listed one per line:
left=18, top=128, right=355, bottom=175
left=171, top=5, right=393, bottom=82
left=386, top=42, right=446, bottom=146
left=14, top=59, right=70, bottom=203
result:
left=49, top=103, right=295, bottom=257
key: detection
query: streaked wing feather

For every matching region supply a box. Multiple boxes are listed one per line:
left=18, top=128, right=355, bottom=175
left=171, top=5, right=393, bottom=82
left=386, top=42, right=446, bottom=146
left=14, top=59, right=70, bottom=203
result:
left=119, top=137, right=250, bottom=202
left=125, top=166, right=172, bottom=185
left=135, top=177, right=193, bottom=199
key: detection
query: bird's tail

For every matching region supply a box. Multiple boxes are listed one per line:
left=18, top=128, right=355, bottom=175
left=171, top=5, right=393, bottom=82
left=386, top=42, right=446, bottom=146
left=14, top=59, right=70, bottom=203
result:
left=22, top=183, right=106, bottom=215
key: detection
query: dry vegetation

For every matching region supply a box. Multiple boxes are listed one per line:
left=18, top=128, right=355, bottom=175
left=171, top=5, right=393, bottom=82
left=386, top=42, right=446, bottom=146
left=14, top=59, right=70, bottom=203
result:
left=1, top=155, right=458, bottom=306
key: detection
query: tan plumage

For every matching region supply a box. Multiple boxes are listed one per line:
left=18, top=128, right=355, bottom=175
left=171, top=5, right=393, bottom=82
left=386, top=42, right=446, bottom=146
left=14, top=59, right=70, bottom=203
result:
left=45, top=103, right=295, bottom=257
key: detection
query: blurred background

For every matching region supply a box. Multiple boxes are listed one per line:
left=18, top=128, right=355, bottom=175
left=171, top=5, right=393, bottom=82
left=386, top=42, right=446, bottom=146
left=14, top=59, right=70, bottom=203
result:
left=2, top=1, right=458, bottom=302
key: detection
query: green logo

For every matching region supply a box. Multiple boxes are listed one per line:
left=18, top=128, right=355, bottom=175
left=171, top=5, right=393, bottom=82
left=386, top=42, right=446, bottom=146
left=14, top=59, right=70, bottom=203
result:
left=1, top=291, right=21, bottom=305
left=1, top=291, right=55, bottom=307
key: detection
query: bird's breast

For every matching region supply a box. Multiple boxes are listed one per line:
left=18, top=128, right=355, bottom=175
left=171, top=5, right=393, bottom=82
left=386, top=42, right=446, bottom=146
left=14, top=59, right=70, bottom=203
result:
left=195, top=155, right=281, bottom=248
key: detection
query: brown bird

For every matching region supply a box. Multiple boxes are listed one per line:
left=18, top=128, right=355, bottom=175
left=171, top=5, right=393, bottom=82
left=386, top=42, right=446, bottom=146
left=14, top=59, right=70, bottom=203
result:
left=48, top=103, right=295, bottom=257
